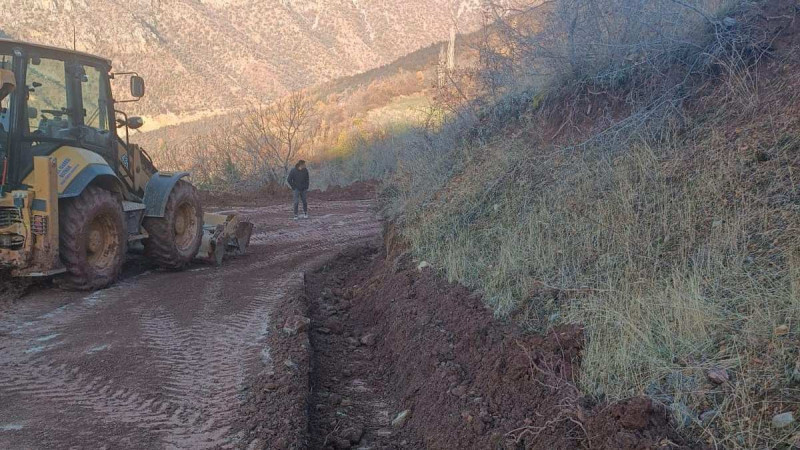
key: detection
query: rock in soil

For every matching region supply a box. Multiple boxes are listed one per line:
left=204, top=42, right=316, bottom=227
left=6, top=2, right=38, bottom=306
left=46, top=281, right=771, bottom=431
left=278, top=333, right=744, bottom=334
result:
left=341, top=425, right=364, bottom=444
left=325, top=318, right=344, bottom=335
left=283, top=315, right=310, bottom=336
left=700, top=409, right=719, bottom=424
left=359, top=333, right=376, bottom=346
left=392, top=409, right=411, bottom=428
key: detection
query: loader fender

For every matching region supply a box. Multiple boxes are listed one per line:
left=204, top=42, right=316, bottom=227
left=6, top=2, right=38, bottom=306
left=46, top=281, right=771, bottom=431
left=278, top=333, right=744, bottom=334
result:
left=143, top=172, right=191, bottom=218
left=20, top=146, right=125, bottom=199
left=61, top=165, right=124, bottom=199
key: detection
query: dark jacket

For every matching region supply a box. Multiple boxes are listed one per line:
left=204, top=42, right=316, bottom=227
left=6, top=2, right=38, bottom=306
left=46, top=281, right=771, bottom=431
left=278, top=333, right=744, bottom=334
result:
left=287, top=167, right=310, bottom=191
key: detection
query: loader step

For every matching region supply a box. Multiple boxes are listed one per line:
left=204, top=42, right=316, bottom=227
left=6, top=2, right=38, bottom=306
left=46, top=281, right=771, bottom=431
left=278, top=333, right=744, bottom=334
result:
left=127, top=233, right=149, bottom=242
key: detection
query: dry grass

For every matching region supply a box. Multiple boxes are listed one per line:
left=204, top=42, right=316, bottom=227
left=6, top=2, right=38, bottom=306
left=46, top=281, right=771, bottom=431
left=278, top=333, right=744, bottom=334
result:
left=397, top=104, right=800, bottom=449
left=378, top=1, right=800, bottom=447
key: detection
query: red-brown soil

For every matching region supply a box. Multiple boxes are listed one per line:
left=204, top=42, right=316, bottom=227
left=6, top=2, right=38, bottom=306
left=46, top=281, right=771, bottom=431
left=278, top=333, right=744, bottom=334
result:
left=0, top=197, right=381, bottom=449
left=235, top=275, right=313, bottom=449
left=248, top=232, right=693, bottom=449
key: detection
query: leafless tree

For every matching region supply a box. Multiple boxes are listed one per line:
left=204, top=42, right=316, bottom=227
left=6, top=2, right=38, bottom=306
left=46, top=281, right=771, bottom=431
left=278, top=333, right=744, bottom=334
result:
left=236, top=91, right=318, bottom=186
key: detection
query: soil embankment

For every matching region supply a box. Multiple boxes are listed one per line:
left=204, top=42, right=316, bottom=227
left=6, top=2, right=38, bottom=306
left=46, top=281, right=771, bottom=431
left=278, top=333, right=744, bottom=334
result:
left=252, top=231, right=691, bottom=449
left=200, top=181, right=378, bottom=208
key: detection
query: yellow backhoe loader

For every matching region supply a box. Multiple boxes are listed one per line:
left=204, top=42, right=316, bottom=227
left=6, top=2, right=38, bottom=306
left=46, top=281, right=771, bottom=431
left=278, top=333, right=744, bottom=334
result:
left=0, top=40, right=252, bottom=290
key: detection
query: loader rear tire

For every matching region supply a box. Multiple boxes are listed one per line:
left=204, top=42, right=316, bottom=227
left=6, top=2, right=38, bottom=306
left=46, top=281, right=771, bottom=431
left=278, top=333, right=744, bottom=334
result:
left=59, top=185, right=126, bottom=291
left=143, top=180, right=203, bottom=270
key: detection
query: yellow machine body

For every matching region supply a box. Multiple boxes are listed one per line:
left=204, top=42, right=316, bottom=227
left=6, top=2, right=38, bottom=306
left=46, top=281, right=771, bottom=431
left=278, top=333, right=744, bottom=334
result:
left=3, top=147, right=123, bottom=276
left=0, top=156, right=62, bottom=276
left=0, top=39, right=252, bottom=285
left=21, top=146, right=122, bottom=196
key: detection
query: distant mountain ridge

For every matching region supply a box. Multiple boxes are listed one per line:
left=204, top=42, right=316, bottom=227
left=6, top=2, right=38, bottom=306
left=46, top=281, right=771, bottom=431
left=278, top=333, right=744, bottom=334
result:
left=1, top=0, right=490, bottom=116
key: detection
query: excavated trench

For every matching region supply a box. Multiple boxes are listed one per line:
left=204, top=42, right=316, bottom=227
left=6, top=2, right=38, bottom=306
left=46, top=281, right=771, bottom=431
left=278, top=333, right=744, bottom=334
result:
left=245, top=237, right=692, bottom=450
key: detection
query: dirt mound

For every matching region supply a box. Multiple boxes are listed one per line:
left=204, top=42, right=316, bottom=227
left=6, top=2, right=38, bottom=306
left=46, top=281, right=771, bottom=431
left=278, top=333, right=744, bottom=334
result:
left=200, top=181, right=377, bottom=208
left=585, top=397, right=686, bottom=449
left=295, top=243, right=691, bottom=449
left=235, top=277, right=312, bottom=449
left=312, top=181, right=378, bottom=202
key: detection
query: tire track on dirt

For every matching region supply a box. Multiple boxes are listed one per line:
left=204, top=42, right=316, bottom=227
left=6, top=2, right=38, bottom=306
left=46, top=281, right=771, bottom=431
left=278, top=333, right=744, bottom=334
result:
left=0, top=198, right=381, bottom=449
left=1, top=361, right=205, bottom=438
left=136, top=274, right=299, bottom=447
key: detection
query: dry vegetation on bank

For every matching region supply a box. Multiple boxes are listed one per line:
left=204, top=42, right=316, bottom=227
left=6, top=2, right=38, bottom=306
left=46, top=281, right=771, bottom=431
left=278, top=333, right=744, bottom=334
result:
left=367, top=0, right=800, bottom=448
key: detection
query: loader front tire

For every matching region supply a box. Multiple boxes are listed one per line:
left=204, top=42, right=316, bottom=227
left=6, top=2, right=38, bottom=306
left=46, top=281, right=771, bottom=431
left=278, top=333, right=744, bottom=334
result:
left=59, top=185, right=126, bottom=291
left=143, top=180, right=203, bottom=270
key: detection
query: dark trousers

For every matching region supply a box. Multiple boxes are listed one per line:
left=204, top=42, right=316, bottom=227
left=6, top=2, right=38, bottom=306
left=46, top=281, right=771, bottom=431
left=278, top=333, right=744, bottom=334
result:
left=293, top=189, right=308, bottom=215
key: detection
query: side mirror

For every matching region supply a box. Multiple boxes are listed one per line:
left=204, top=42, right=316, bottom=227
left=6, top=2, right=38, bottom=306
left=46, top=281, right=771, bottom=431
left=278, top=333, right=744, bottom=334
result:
left=27, top=107, right=38, bottom=119
left=127, top=116, right=144, bottom=130
left=130, top=76, right=145, bottom=98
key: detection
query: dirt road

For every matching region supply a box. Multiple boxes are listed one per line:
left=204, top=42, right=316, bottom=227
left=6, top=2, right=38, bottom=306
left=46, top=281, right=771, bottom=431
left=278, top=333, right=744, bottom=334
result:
left=0, top=198, right=380, bottom=449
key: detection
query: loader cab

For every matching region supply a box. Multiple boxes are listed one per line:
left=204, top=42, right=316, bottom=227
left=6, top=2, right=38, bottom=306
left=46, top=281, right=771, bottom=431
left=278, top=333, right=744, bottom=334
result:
left=0, top=41, right=116, bottom=189
left=0, top=40, right=148, bottom=195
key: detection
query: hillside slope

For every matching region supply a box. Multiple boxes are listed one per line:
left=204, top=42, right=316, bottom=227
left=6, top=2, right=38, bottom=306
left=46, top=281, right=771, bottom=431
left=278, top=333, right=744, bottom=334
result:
left=377, top=0, right=800, bottom=447
left=1, top=0, right=489, bottom=115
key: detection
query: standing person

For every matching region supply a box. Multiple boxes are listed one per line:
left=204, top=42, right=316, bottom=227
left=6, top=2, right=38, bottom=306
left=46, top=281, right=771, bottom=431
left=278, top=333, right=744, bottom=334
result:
left=287, top=160, right=310, bottom=220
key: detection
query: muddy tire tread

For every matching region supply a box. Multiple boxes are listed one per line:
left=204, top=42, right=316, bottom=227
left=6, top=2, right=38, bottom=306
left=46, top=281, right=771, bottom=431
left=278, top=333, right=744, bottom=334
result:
left=143, top=180, right=203, bottom=270
left=59, top=185, right=126, bottom=291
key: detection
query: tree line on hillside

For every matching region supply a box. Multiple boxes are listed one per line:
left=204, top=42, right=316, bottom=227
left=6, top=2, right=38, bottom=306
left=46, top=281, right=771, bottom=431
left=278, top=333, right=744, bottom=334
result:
left=150, top=68, right=436, bottom=190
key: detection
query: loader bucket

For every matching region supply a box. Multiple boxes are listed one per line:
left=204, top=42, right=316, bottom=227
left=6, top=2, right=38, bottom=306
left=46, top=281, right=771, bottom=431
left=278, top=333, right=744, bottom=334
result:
left=196, top=213, right=254, bottom=266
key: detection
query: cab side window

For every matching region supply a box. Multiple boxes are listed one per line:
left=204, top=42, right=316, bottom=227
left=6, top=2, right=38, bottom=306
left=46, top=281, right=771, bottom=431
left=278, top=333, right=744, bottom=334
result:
left=80, top=65, right=109, bottom=133
left=25, top=57, right=74, bottom=138
left=0, top=57, right=13, bottom=158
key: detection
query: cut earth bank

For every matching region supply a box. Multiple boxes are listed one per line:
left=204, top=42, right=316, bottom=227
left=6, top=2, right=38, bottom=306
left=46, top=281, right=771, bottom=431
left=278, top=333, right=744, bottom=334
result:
left=238, top=225, right=693, bottom=449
